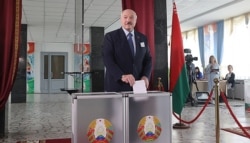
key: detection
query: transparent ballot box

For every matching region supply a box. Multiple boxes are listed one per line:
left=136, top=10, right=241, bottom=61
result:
left=124, top=91, right=172, bottom=143
left=71, top=92, right=124, bottom=143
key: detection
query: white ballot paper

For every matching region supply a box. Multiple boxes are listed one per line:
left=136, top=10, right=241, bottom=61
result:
left=133, top=80, right=147, bottom=94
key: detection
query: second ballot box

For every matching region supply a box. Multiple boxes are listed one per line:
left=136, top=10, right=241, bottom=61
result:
left=123, top=91, right=172, bottom=143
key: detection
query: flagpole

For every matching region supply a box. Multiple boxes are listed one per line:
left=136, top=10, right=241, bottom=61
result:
left=170, top=0, right=190, bottom=129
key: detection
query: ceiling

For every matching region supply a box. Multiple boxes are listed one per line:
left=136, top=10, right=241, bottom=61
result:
left=22, top=0, right=250, bottom=44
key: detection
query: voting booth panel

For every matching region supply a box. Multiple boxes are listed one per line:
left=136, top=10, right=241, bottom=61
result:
left=71, top=92, right=124, bottom=143
left=244, top=80, right=250, bottom=112
left=125, top=91, right=172, bottom=143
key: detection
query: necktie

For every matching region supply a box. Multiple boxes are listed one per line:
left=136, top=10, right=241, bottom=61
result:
left=127, top=32, right=135, bottom=56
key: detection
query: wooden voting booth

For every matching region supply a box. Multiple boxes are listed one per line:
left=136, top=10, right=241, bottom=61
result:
left=71, top=91, right=172, bottom=143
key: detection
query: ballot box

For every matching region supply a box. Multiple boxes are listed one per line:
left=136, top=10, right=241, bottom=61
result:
left=123, top=91, right=172, bottom=143
left=71, top=92, right=124, bottom=143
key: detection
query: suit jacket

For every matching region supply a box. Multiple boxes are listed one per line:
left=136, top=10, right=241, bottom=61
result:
left=102, top=28, right=152, bottom=92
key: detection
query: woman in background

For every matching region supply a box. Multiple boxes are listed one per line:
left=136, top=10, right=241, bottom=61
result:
left=205, top=55, right=220, bottom=96
left=195, top=66, right=203, bottom=80
left=225, top=65, right=235, bottom=89
left=225, top=65, right=235, bottom=99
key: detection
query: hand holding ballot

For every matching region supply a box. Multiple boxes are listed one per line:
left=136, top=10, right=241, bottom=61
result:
left=121, top=74, right=135, bottom=87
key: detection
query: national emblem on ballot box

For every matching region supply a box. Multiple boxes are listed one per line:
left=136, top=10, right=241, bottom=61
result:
left=86, top=118, right=114, bottom=143
left=137, top=115, right=162, bottom=142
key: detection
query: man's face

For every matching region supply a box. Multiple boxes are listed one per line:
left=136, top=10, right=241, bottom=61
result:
left=121, top=9, right=137, bottom=32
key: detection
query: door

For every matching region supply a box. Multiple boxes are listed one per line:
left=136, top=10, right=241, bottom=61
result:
left=41, top=52, right=68, bottom=93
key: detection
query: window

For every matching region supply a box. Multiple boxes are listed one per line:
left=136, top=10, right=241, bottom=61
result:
left=222, top=15, right=250, bottom=79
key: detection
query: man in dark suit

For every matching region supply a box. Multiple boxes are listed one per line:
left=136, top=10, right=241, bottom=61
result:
left=102, top=9, right=152, bottom=92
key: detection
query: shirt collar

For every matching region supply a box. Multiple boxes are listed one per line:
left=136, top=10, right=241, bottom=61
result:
left=122, top=28, right=134, bottom=36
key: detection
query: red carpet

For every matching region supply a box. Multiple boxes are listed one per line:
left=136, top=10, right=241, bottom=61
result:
left=221, top=127, right=250, bottom=138
left=17, top=138, right=71, bottom=143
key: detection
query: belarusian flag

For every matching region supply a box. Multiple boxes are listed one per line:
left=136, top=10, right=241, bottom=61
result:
left=169, top=2, right=190, bottom=115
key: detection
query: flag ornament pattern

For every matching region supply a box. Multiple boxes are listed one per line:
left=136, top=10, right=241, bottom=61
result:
left=169, top=2, right=190, bottom=115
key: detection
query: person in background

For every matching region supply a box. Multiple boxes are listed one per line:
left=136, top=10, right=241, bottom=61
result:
left=225, top=65, right=235, bottom=89
left=224, top=65, right=235, bottom=99
left=205, top=55, right=220, bottom=99
left=102, top=9, right=152, bottom=92
left=195, top=66, right=203, bottom=80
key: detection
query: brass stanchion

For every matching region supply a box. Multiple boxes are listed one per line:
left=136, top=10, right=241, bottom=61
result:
left=214, top=78, right=220, bottom=143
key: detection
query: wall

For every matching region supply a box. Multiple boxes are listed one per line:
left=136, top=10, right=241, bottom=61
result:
left=31, top=19, right=120, bottom=93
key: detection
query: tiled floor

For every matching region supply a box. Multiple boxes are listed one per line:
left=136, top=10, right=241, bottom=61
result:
left=0, top=93, right=250, bottom=143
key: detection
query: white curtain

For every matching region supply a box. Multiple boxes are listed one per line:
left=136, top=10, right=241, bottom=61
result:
left=182, top=29, right=202, bottom=71
left=181, top=13, right=250, bottom=79
left=222, top=14, right=250, bottom=79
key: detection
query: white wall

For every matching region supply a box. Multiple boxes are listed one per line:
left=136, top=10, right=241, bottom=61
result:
left=32, top=19, right=121, bottom=93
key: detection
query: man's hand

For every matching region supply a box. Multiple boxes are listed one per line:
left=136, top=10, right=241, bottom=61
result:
left=121, top=74, right=135, bottom=87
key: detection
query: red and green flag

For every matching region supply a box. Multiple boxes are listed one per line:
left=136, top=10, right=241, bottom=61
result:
left=169, top=2, right=190, bottom=115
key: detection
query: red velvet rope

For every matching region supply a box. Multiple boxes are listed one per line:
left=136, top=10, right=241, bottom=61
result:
left=173, top=87, right=250, bottom=138
left=220, top=91, right=250, bottom=138
left=173, top=89, right=214, bottom=124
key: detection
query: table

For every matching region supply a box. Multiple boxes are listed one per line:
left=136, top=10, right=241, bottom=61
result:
left=192, top=80, right=227, bottom=95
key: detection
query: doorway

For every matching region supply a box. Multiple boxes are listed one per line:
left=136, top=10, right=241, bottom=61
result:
left=40, top=52, right=68, bottom=93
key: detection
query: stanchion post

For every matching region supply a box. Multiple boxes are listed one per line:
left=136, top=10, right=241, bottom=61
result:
left=214, top=78, right=220, bottom=143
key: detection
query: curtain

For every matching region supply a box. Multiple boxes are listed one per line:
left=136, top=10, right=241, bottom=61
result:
left=182, top=29, right=201, bottom=68
left=198, top=27, right=205, bottom=68
left=216, top=20, right=224, bottom=64
left=222, top=15, right=250, bottom=78
left=122, top=0, right=155, bottom=89
left=0, top=0, right=22, bottom=110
